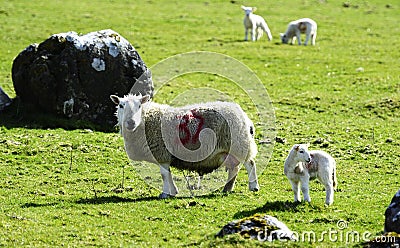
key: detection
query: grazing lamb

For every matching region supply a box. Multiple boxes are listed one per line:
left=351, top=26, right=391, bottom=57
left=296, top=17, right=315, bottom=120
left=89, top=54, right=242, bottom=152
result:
left=280, top=18, right=317, bottom=46
left=111, top=94, right=259, bottom=199
left=284, top=144, right=337, bottom=205
left=241, top=6, right=272, bottom=42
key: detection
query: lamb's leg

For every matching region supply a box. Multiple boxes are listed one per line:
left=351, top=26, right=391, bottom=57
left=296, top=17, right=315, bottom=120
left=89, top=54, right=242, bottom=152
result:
left=251, top=27, right=257, bottom=41
left=304, top=30, right=311, bottom=46
left=159, top=164, right=178, bottom=199
left=296, top=31, right=302, bottom=45
left=290, top=179, right=301, bottom=202
left=261, top=22, right=272, bottom=41
left=244, top=28, right=248, bottom=41
left=311, top=31, right=317, bottom=45
left=300, top=176, right=311, bottom=202
left=244, top=159, right=259, bottom=191
left=324, top=182, right=334, bottom=205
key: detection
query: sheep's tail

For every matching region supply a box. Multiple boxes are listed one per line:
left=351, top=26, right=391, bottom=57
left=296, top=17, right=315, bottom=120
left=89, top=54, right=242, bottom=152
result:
left=332, top=164, right=337, bottom=190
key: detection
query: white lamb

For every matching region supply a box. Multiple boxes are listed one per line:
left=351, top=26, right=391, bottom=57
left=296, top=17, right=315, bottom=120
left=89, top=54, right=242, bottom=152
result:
left=241, top=6, right=272, bottom=42
left=284, top=144, right=337, bottom=205
left=280, top=18, right=317, bottom=46
left=110, top=94, right=260, bottom=199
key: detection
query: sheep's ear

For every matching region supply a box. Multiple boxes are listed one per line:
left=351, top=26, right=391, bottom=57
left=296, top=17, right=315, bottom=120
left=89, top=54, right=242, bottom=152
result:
left=294, top=144, right=300, bottom=151
left=280, top=33, right=284, bottom=38
left=241, top=5, right=246, bottom=10
left=141, top=95, right=151, bottom=104
left=110, top=95, right=120, bottom=105
left=252, top=7, right=257, bottom=12
left=306, top=143, right=310, bottom=148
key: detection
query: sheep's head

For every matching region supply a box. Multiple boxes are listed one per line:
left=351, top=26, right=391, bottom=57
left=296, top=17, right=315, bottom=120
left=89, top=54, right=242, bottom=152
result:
left=280, top=33, right=289, bottom=44
left=293, top=144, right=311, bottom=163
left=241, top=6, right=256, bottom=16
left=110, top=94, right=150, bottom=132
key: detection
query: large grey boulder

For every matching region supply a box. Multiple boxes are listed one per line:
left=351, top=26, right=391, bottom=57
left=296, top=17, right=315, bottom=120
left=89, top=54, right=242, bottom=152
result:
left=385, top=189, right=400, bottom=233
left=12, top=29, right=153, bottom=130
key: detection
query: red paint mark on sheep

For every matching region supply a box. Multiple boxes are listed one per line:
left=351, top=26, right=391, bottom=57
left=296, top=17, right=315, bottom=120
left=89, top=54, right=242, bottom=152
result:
left=177, top=110, right=204, bottom=145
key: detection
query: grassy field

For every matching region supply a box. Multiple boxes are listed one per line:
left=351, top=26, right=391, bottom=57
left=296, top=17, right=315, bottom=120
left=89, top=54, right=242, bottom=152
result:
left=1, top=0, right=400, bottom=247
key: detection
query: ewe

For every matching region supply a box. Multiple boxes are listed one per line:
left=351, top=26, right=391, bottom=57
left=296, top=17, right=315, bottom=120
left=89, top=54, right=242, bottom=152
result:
left=111, top=94, right=260, bottom=199
left=241, top=6, right=272, bottom=42
left=280, top=18, right=317, bottom=46
left=284, top=144, right=337, bottom=205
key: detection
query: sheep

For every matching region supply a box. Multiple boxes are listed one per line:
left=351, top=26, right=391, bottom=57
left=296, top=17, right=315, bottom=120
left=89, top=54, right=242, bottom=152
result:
left=241, top=6, right=272, bottom=42
left=284, top=144, right=337, bottom=205
left=110, top=93, right=260, bottom=199
left=280, top=18, right=317, bottom=46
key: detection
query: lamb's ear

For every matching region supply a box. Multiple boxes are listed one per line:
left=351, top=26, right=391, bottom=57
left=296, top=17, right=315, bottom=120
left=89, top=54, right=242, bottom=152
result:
left=110, top=95, right=120, bottom=105
left=252, top=7, right=257, bottom=12
left=141, top=95, right=151, bottom=104
left=294, top=144, right=300, bottom=151
left=306, top=143, right=310, bottom=148
left=241, top=5, right=246, bottom=10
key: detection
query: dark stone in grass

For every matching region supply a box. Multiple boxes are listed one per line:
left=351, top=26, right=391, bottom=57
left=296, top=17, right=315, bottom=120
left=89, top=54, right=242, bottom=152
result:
left=12, top=29, right=153, bottom=130
left=385, top=189, right=400, bottom=233
left=0, top=86, right=12, bottom=111
left=216, top=214, right=297, bottom=242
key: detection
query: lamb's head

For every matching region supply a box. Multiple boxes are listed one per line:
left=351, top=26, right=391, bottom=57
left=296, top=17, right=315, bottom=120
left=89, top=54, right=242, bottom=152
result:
left=110, top=94, right=150, bottom=132
left=292, top=144, right=311, bottom=163
left=241, top=6, right=256, bottom=16
left=280, top=33, right=289, bottom=44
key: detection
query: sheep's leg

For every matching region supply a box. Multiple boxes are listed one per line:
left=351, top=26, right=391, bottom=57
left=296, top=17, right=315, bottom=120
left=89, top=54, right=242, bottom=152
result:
left=290, top=179, right=301, bottom=202
left=196, top=175, right=203, bottom=190
left=251, top=27, right=257, bottom=41
left=304, top=31, right=311, bottom=46
left=319, top=172, right=334, bottom=205
left=244, top=159, right=259, bottom=191
left=311, top=31, right=317, bottom=45
left=261, top=22, right=272, bottom=41
left=244, top=28, right=248, bottom=41
left=296, top=31, right=302, bottom=45
left=324, top=182, right=334, bottom=205
left=300, top=176, right=311, bottom=202
left=159, top=164, right=178, bottom=199
left=223, top=166, right=239, bottom=192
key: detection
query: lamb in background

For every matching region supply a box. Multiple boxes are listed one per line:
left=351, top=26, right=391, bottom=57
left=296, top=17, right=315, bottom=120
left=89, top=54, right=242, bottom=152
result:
left=241, top=6, right=272, bottom=42
left=280, top=18, right=317, bottom=46
left=284, top=144, right=337, bottom=205
left=111, top=94, right=260, bottom=199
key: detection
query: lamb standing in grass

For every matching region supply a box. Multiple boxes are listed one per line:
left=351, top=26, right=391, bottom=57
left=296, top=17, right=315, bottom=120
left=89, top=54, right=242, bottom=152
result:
left=241, top=6, right=272, bottom=42
left=111, top=94, right=260, bottom=199
left=284, top=144, right=337, bottom=205
left=280, top=18, right=317, bottom=46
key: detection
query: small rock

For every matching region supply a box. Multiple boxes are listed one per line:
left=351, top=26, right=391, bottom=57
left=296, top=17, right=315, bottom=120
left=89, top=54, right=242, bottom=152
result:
left=216, top=214, right=297, bottom=242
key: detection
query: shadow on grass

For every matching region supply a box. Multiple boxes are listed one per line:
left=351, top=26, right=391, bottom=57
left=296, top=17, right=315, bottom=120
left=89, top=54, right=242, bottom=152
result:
left=21, top=202, right=60, bottom=208
left=233, top=200, right=322, bottom=219
left=75, top=195, right=159, bottom=204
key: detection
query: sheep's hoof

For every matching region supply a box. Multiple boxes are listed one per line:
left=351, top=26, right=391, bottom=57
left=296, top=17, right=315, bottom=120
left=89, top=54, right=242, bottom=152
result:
left=158, top=193, right=174, bottom=199
left=249, top=182, right=260, bottom=192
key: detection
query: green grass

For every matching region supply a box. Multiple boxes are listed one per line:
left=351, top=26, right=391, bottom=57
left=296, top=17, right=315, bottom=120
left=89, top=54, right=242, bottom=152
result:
left=1, top=0, right=400, bottom=247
